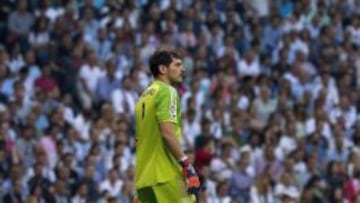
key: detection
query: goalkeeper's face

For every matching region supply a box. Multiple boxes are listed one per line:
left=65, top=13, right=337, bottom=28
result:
left=167, top=57, right=185, bottom=84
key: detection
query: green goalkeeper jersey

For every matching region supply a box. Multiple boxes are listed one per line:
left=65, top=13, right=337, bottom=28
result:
left=135, top=80, right=182, bottom=189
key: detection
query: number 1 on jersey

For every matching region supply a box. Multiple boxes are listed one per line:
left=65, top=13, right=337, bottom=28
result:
left=142, top=102, right=145, bottom=119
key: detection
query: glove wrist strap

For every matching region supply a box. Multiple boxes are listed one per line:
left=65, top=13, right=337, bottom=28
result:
left=179, top=156, right=190, bottom=167
left=179, top=156, right=188, bottom=162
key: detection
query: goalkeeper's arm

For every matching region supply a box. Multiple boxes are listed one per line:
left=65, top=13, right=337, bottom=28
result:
left=159, top=122, right=185, bottom=160
left=159, top=122, right=200, bottom=194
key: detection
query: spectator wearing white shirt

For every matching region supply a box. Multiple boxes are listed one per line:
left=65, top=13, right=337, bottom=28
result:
left=209, top=181, right=232, bottom=203
left=210, top=108, right=224, bottom=140
left=247, top=0, right=270, bottom=18
left=71, top=182, right=88, bottom=203
left=327, top=123, right=353, bottom=162
left=305, top=107, right=333, bottom=141
left=111, top=76, right=138, bottom=115
left=312, top=67, right=339, bottom=110
left=283, top=63, right=311, bottom=102
left=241, top=133, right=263, bottom=167
left=28, top=16, right=50, bottom=49
left=99, top=169, right=123, bottom=199
left=181, top=79, right=205, bottom=113
left=276, top=121, right=298, bottom=161
left=346, top=14, right=360, bottom=48
left=288, top=30, right=309, bottom=64
left=250, top=173, right=276, bottom=203
left=100, top=8, right=124, bottom=29
left=307, top=14, right=321, bottom=39
left=275, top=172, right=300, bottom=202
left=250, top=85, right=278, bottom=129
left=210, top=143, right=236, bottom=181
left=182, top=108, right=201, bottom=149
left=22, top=50, right=41, bottom=97
left=327, top=131, right=351, bottom=163
left=216, top=35, right=241, bottom=62
left=106, top=140, right=133, bottom=175
left=179, top=23, right=197, bottom=49
left=78, top=51, right=105, bottom=109
left=34, top=0, right=64, bottom=23
left=237, top=49, right=260, bottom=78
left=330, top=95, right=357, bottom=130
left=293, top=49, right=316, bottom=79
left=236, top=87, right=251, bottom=111
left=91, top=27, right=112, bottom=60
left=7, top=43, right=25, bottom=74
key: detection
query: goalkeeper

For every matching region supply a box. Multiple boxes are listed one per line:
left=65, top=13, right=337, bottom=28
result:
left=134, top=49, right=200, bottom=203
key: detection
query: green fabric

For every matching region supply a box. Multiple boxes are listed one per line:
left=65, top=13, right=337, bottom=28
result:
left=137, top=178, right=196, bottom=203
left=135, top=80, right=182, bottom=189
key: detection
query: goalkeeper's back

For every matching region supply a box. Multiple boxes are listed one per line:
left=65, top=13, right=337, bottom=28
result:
left=134, top=80, right=182, bottom=189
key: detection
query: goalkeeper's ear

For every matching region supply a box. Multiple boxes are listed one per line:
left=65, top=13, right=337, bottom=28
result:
left=159, top=64, right=168, bottom=75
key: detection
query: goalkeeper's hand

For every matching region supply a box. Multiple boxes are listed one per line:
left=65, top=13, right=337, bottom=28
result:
left=179, top=156, right=200, bottom=195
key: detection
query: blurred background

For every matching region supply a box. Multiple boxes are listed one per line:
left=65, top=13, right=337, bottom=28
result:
left=0, top=0, right=359, bottom=202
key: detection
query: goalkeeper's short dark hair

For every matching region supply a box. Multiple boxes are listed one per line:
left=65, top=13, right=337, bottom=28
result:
left=149, top=49, right=181, bottom=77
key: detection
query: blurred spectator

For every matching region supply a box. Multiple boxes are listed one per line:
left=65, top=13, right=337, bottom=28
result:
left=111, top=76, right=138, bottom=115
left=194, top=137, right=215, bottom=173
left=182, top=108, right=201, bottom=148
left=3, top=178, right=25, bottom=203
left=7, top=0, right=34, bottom=44
left=210, top=142, right=236, bottom=181
left=198, top=165, right=217, bottom=201
left=71, top=181, right=88, bottom=203
left=250, top=173, right=275, bottom=203
left=328, top=186, right=347, bottom=203
left=345, top=160, right=360, bottom=203
left=95, top=59, right=121, bottom=103
left=78, top=50, right=105, bottom=109
left=229, top=152, right=254, bottom=203
left=210, top=180, right=233, bottom=203
left=274, top=171, right=300, bottom=202
left=99, top=168, right=123, bottom=199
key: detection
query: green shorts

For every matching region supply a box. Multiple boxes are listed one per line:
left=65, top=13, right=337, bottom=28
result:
left=137, top=178, right=196, bottom=203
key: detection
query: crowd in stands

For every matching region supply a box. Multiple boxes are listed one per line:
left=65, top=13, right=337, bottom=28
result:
left=0, top=0, right=359, bottom=202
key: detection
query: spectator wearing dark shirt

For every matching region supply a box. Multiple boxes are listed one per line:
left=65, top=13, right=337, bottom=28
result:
left=229, top=152, right=254, bottom=203
left=3, top=178, right=25, bottom=203
left=194, top=137, right=215, bottom=173
left=6, top=0, right=34, bottom=46
left=35, top=64, right=58, bottom=96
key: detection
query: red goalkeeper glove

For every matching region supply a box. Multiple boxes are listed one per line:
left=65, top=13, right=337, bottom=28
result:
left=179, top=156, right=200, bottom=195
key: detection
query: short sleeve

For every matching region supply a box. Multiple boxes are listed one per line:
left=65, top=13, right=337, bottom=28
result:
left=156, top=86, right=178, bottom=123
